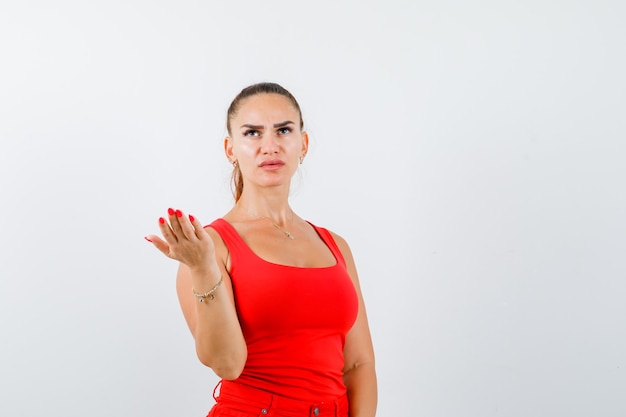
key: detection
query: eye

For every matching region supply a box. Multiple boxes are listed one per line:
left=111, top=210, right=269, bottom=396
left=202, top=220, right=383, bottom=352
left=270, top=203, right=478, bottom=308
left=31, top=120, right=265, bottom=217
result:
left=277, top=127, right=292, bottom=135
left=244, top=129, right=260, bottom=137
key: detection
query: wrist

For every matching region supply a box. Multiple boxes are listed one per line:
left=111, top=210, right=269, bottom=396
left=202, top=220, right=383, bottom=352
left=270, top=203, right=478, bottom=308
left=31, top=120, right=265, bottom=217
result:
left=192, top=275, right=224, bottom=302
left=189, top=266, right=222, bottom=291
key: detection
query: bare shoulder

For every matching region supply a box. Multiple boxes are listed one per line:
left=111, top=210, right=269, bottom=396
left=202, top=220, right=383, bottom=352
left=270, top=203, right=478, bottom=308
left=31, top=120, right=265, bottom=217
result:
left=326, top=229, right=350, bottom=251
left=325, top=229, right=357, bottom=267
left=203, top=224, right=230, bottom=268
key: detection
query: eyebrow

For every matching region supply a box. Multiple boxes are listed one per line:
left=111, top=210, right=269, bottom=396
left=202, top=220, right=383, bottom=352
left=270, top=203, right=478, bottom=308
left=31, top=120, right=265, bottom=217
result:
left=273, top=120, right=295, bottom=128
left=240, top=121, right=295, bottom=129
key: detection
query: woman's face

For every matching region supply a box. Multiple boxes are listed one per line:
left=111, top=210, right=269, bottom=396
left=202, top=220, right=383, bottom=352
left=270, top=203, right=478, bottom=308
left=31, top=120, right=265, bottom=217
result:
left=225, top=93, right=308, bottom=191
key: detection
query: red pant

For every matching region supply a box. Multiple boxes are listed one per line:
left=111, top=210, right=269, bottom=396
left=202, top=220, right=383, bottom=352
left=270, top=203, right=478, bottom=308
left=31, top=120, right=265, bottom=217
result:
left=207, top=380, right=349, bottom=417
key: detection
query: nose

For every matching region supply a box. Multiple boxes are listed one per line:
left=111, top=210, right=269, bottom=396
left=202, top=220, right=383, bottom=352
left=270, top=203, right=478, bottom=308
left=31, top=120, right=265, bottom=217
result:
left=260, top=131, right=280, bottom=154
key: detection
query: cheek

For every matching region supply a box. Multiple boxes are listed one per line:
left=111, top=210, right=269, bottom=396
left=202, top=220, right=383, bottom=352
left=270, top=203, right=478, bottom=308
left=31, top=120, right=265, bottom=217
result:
left=233, top=142, right=257, bottom=157
left=288, top=141, right=305, bottom=155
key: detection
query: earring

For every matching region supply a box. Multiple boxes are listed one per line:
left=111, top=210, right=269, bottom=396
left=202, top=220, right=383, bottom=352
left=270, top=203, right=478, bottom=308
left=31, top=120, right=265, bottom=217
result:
left=299, top=156, right=304, bottom=165
left=232, top=160, right=238, bottom=167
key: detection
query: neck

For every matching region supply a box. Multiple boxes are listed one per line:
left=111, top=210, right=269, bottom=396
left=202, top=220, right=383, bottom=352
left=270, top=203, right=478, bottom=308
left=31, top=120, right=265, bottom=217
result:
left=234, top=191, right=293, bottom=226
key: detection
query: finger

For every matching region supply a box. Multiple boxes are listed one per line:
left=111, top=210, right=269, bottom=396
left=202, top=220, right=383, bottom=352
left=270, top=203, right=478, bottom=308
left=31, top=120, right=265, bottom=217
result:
left=145, top=235, right=172, bottom=257
left=188, top=214, right=207, bottom=240
left=176, top=209, right=197, bottom=241
left=168, top=208, right=184, bottom=237
left=158, top=216, right=178, bottom=245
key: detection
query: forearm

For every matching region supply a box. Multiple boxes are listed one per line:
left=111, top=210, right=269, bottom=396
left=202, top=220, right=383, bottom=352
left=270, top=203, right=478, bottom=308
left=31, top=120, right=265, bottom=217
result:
left=344, top=362, right=377, bottom=417
left=190, top=269, right=247, bottom=379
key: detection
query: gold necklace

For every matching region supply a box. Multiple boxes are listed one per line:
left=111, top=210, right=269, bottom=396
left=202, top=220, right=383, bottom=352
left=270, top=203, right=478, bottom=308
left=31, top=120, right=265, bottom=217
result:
left=237, top=205, right=296, bottom=240
left=270, top=221, right=295, bottom=239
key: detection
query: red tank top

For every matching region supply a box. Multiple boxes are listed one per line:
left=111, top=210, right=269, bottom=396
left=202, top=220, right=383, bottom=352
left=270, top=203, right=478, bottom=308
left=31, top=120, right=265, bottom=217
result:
left=208, top=218, right=358, bottom=402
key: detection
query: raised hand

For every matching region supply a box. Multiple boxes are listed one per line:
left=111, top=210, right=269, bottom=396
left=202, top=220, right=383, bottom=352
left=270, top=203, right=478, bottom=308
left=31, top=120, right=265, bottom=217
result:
left=146, top=208, right=217, bottom=273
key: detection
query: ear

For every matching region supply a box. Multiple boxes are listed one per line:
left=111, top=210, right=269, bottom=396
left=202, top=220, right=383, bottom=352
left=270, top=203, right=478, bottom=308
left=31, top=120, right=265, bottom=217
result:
left=300, top=131, right=309, bottom=159
left=224, top=136, right=235, bottom=162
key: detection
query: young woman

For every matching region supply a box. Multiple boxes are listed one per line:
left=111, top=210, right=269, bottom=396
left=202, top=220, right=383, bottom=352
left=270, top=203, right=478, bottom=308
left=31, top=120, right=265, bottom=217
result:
left=147, top=82, right=377, bottom=417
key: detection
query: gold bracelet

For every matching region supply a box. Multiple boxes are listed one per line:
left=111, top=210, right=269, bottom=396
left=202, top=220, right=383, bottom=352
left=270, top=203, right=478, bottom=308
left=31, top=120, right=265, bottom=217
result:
left=192, top=276, right=224, bottom=302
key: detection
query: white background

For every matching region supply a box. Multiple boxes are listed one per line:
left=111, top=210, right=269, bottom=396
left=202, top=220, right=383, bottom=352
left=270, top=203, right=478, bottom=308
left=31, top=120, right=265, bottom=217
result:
left=1, top=1, right=625, bottom=416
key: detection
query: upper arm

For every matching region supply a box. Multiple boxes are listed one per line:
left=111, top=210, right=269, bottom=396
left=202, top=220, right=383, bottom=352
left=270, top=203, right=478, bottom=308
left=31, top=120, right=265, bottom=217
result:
left=331, top=231, right=376, bottom=372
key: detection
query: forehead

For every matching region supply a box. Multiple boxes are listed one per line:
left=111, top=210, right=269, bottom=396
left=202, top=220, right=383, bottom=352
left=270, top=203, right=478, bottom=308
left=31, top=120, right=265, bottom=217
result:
left=233, top=93, right=299, bottom=123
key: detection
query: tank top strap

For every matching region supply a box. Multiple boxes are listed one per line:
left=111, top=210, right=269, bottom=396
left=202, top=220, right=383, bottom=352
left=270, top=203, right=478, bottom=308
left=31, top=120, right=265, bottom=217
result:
left=307, top=222, right=347, bottom=269
left=206, top=218, right=253, bottom=266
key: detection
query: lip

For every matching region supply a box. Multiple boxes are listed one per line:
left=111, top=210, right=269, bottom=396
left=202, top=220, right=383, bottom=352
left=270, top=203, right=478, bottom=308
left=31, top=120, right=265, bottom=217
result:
left=259, top=159, right=285, bottom=169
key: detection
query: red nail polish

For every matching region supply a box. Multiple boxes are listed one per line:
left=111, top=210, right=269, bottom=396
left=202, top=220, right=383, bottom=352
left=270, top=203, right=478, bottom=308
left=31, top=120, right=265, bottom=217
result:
left=144, top=236, right=153, bottom=242
left=159, top=217, right=165, bottom=224
left=168, top=208, right=175, bottom=216
left=189, top=214, right=195, bottom=222
left=176, top=209, right=182, bottom=217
